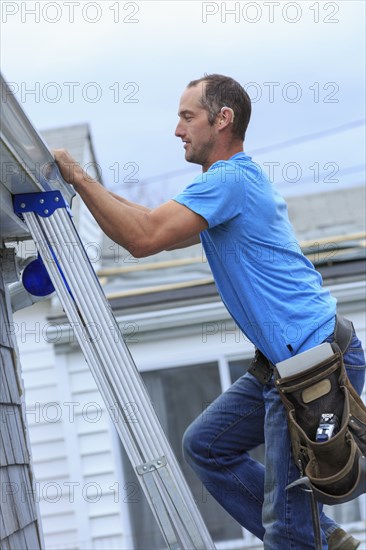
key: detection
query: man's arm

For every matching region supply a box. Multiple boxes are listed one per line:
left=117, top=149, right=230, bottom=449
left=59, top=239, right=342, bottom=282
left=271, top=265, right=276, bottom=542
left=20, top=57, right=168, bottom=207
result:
left=108, top=192, right=152, bottom=213
left=53, top=149, right=207, bottom=257
left=165, top=235, right=201, bottom=250
left=109, top=193, right=201, bottom=249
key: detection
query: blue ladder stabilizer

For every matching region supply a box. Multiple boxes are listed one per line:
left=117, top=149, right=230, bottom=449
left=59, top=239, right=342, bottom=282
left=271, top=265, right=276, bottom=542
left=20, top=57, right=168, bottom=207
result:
left=13, top=191, right=72, bottom=297
left=13, top=190, right=71, bottom=219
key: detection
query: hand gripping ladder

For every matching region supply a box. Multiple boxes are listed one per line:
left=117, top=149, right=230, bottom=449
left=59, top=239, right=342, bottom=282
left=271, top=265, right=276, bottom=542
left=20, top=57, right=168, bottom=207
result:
left=14, top=191, right=216, bottom=550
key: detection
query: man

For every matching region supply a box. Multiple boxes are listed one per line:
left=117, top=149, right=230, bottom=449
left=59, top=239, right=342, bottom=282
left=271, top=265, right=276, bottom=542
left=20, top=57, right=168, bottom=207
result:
left=54, top=74, right=365, bottom=549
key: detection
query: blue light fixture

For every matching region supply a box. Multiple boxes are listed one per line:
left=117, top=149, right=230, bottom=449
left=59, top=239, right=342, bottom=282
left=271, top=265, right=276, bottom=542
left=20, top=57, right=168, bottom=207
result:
left=22, top=256, right=55, bottom=297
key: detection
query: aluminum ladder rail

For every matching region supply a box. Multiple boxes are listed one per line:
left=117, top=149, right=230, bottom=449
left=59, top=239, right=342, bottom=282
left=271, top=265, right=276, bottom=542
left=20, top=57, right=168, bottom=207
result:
left=14, top=191, right=215, bottom=550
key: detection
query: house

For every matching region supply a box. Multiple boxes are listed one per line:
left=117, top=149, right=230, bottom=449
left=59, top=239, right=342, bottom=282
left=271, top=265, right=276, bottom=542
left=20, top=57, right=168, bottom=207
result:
left=2, top=72, right=365, bottom=549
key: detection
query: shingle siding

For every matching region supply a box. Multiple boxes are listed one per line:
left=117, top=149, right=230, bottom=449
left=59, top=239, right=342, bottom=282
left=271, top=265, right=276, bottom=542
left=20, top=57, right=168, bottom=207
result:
left=0, top=267, right=43, bottom=548
left=1, top=521, right=43, bottom=550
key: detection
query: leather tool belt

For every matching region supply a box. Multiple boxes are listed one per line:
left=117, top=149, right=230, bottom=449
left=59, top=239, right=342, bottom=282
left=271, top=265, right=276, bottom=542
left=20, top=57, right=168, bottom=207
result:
left=248, top=315, right=366, bottom=505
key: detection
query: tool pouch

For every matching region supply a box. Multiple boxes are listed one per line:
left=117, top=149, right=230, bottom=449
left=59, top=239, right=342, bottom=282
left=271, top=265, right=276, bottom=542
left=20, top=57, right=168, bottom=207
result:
left=275, top=344, right=366, bottom=505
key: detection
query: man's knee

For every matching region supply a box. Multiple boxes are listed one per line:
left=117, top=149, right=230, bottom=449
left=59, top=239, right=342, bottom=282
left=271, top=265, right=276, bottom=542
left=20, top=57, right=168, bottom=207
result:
left=182, top=419, right=207, bottom=463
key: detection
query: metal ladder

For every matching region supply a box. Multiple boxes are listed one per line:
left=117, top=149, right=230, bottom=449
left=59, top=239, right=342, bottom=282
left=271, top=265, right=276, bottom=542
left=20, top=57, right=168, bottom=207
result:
left=14, top=190, right=216, bottom=550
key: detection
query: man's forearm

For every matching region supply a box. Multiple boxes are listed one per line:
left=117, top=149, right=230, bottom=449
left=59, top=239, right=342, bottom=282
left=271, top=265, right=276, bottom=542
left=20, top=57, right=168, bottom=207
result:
left=73, top=175, right=152, bottom=256
left=108, top=191, right=152, bottom=213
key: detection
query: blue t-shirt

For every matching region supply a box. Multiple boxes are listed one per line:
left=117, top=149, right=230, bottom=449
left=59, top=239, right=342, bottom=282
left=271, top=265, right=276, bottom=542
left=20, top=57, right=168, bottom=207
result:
left=173, top=152, right=336, bottom=364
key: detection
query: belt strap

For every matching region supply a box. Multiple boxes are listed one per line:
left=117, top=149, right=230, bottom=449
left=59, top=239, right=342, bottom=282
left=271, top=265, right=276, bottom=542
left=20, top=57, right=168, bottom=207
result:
left=248, top=349, right=273, bottom=384
left=334, top=314, right=354, bottom=354
left=248, top=314, right=354, bottom=384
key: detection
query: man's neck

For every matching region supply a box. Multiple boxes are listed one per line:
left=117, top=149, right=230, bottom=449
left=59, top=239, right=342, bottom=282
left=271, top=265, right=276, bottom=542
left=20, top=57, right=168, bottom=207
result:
left=202, top=145, right=244, bottom=173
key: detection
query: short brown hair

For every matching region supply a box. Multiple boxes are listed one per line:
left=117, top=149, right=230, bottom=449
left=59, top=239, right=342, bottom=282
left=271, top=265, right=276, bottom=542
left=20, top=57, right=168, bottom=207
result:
left=187, top=74, right=251, bottom=141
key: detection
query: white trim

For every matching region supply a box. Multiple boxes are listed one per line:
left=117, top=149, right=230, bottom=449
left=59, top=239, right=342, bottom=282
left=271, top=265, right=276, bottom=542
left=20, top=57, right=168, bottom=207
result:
left=218, top=356, right=232, bottom=392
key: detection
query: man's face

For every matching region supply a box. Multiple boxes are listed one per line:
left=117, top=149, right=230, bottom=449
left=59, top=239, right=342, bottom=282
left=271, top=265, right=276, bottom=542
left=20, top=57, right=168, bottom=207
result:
left=175, top=83, right=218, bottom=167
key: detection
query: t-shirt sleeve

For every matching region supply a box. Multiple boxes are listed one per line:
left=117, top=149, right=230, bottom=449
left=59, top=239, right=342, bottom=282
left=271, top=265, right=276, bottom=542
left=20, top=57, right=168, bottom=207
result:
left=173, top=160, right=244, bottom=228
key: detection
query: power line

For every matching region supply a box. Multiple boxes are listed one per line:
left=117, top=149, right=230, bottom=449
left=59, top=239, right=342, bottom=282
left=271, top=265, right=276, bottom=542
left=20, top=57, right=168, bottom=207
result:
left=110, top=119, right=365, bottom=190
left=251, top=119, right=365, bottom=156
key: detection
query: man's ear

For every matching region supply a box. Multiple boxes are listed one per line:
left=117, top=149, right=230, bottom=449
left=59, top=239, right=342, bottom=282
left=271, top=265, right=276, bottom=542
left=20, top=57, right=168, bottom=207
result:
left=221, top=106, right=235, bottom=123
left=217, top=106, right=235, bottom=130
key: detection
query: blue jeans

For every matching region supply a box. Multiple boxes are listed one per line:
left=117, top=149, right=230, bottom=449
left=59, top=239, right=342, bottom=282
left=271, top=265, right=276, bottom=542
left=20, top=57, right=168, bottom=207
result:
left=183, top=331, right=365, bottom=549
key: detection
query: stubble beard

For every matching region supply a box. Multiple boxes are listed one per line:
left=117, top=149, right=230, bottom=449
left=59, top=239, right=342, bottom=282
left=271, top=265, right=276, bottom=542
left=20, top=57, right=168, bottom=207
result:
left=185, top=136, right=216, bottom=167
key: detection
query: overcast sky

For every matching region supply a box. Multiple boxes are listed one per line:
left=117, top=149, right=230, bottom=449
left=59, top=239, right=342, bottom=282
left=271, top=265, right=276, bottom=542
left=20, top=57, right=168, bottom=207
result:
left=1, top=0, right=365, bottom=204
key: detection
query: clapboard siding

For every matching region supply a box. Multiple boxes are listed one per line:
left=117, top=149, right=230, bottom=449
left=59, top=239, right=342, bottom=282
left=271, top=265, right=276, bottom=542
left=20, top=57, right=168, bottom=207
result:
left=93, top=535, right=130, bottom=550
left=27, top=420, right=64, bottom=446
left=0, top=267, right=43, bottom=548
left=40, top=529, right=80, bottom=550
left=21, top=348, right=58, bottom=372
left=81, top=452, right=114, bottom=476
left=27, top=457, right=69, bottom=482
left=90, top=514, right=123, bottom=539
left=30, top=440, right=67, bottom=463
left=75, top=411, right=109, bottom=434
left=65, top=351, right=125, bottom=546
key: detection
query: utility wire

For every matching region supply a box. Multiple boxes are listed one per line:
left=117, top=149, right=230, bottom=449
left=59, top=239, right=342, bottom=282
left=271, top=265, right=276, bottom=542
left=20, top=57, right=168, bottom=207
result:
left=250, top=119, right=365, bottom=156
left=114, top=118, right=365, bottom=190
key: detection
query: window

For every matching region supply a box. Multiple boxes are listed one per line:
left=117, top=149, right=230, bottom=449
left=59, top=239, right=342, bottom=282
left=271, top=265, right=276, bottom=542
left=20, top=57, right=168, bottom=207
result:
left=120, top=362, right=244, bottom=548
